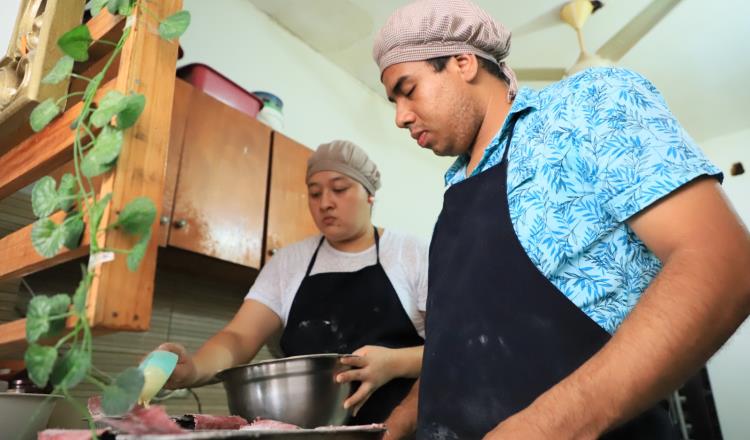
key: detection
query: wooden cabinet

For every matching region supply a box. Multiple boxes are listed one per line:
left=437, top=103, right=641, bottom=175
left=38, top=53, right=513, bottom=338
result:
left=160, top=81, right=316, bottom=270
left=164, top=85, right=271, bottom=268
left=264, top=133, right=318, bottom=263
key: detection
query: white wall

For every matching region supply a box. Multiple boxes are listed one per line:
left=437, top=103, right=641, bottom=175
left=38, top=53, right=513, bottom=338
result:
left=0, top=1, right=21, bottom=55
left=702, top=128, right=750, bottom=440
left=180, top=0, right=451, bottom=240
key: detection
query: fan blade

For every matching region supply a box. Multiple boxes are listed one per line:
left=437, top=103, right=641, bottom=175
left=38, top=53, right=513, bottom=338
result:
left=596, top=0, right=683, bottom=62
left=512, top=3, right=566, bottom=38
left=514, top=68, right=567, bottom=82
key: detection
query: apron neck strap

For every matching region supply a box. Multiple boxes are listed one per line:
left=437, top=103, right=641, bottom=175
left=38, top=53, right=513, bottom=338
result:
left=501, top=114, right=520, bottom=163
left=304, top=226, right=381, bottom=277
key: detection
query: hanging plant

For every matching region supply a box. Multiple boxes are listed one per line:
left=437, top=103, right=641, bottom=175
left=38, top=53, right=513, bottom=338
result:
left=21, top=0, right=190, bottom=433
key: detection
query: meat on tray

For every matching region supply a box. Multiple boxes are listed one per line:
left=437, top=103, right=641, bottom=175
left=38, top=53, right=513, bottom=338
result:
left=239, top=417, right=301, bottom=430
left=87, top=396, right=185, bottom=434
left=174, top=414, right=249, bottom=430
left=37, top=429, right=115, bottom=440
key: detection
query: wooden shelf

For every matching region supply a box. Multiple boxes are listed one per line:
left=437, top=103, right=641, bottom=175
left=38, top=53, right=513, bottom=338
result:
left=0, top=80, right=115, bottom=202
left=0, top=1, right=183, bottom=354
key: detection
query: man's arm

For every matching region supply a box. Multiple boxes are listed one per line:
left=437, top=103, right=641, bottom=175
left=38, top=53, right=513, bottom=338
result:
left=485, top=178, right=750, bottom=439
left=384, top=378, right=420, bottom=440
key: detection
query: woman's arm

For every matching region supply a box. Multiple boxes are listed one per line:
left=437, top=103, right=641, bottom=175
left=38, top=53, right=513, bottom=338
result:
left=160, top=299, right=282, bottom=388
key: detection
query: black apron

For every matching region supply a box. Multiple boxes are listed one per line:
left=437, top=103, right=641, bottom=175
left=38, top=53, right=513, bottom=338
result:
left=281, top=228, right=424, bottom=425
left=418, top=117, right=677, bottom=439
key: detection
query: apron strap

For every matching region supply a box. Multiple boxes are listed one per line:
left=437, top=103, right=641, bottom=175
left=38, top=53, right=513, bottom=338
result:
left=373, top=226, right=381, bottom=265
left=501, top=114, right=520, bottom=164
left=304, top=226, right=381, bottom=277
left=304, top=236, right=326, bottom=277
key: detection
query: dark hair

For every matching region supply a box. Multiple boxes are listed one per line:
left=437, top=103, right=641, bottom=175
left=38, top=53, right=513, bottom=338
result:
left=426, top=55, right=509, bottom=84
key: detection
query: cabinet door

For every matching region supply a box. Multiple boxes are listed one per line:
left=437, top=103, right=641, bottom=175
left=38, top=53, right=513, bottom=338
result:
left=168, top=89, right=271, bottom=268
left=159, top=78, right=193, bottom=246
left=264, top=132, right=319, bottom=263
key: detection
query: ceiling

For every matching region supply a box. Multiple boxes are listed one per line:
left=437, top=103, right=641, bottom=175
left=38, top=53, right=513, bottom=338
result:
left=248, top=0, right=750, bottom=142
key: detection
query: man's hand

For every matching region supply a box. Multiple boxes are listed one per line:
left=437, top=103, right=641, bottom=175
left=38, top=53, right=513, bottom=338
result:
left=481, top=406, right=595, bottom=440
left=156, top=342, right=197, bottom=389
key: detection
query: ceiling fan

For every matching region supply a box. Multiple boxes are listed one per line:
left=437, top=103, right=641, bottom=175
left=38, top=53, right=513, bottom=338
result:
left=513, top=0, right=684, bottom=82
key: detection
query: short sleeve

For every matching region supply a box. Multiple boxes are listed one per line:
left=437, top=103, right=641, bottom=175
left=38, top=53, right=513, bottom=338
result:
left=245, top=250, right=287, bottom=319
left=579, top=68, right=723, bottom=222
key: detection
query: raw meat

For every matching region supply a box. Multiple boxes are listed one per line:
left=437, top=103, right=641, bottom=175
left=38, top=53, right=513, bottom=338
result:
left=239, top=417, right=301, bottom=430
left=37, top=429, right=113, bottom=440
left=174, top=414, right=249, bottom=430
left=87, top=396, right=184, bottom=434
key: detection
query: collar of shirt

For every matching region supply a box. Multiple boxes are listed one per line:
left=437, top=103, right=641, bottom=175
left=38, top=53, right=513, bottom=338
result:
left=444, top=87, right=540, bottom=187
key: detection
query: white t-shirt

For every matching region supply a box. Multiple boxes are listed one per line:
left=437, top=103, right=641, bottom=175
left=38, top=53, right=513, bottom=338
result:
left=246, top=230, right=428, bottom=338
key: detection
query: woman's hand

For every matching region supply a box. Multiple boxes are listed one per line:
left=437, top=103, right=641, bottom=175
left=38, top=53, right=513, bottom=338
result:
left=337, top=345, right=401, bottom=415
left=155, top=342, right=197, bottom=389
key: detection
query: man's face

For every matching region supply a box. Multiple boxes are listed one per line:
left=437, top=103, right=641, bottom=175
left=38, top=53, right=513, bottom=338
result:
left=382, top=58, right=483, bottom=157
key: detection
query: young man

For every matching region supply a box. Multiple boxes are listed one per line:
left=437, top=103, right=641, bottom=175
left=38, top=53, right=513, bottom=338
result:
left=372, top=1, right=750, bottom=439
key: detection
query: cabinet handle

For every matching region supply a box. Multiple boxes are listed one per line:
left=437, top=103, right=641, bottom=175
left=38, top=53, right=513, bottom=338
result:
left=160, top=216, right=170, bottom=225
left=173, top=219, right=188, bottom=229
left=268, top=248, right=278, bottom=256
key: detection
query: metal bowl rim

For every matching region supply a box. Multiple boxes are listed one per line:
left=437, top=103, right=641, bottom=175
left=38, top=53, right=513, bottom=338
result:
left=215, top=353, right=352, bottom=380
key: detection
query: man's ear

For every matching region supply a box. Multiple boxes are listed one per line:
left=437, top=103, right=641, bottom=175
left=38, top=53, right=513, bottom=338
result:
left=454, top=53, right=480, bottom=82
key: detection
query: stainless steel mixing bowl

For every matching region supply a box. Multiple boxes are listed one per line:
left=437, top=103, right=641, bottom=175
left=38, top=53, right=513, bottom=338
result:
left=216, top=354, right=353, bottom=428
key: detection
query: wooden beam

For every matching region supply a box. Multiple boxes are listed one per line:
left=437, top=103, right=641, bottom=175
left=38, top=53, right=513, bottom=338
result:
left=88, top=8, right=126, bottom=41
left=0, top=319, right=29, bottom=358
left=87, top=0, right=182, bottom=331
left=0, top=210, right=91, bottom=282
left=0, top=80, right=115, bottom=201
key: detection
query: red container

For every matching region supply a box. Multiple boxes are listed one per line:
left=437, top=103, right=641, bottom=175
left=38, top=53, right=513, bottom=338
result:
left=177, top=63, right=263, bottom=118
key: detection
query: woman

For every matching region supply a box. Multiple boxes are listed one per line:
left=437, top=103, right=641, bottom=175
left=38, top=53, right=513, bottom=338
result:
left=157, top=140, right=427, bottom=424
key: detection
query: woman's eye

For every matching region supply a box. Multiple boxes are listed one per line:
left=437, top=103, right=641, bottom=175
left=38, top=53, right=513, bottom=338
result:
left=309, top=193, right=321, bottom=198
left=406, top=86, right=415, bottom=97
left=333, top=187, right=348, bottom=194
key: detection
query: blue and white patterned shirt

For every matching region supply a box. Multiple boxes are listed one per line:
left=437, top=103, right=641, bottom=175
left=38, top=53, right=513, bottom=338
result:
left=445, top=67, right=722, bottom=333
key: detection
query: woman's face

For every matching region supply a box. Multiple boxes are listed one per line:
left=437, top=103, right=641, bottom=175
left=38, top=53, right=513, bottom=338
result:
left=307, top=171, right=373, bottom=242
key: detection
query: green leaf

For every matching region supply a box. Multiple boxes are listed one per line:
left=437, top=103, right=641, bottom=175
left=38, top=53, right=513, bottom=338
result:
left=127, top=229, right=151, bottom=271
left=72, top=270, right=91, bottom=314
left=57, top=25, right=92, bottom=62
left=101, top=367, right=144, bottom=416
left=90, top=90, right=127, bottom=128
left=50, top=346, right=91, bottom=389
left=158, top=10, right=191, bottom=40
left=117, top=93, right=145, bottom=129
left=32, top=176, right=59, bottom=218
left=30, top=98, right=61, bottom=132
left=89, top=193, right=112, bottom=233
left=116, top=197, right=156, bottom=236
left=90, top=0, right=109, bottom=17
left=107, top=0, right=135, bottom=16
left=25, top=344, right=58, bottom=388
left=81, top=126, right=123, bottom=178
left=42, top=56, right=75, bottom=85
left=62, top=215, right=85, bottom=250
left=31, top=218, right=65, bottom=258
left=57, top=173, right=78, bottom=212
left=26, top=294, right=71, bottom=343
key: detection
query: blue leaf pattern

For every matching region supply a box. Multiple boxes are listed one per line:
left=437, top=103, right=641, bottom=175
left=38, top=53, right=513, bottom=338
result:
left=445, top=68, right=722, bottom=334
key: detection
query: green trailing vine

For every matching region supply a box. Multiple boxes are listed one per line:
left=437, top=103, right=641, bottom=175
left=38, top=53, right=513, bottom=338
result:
left=20, top=0, right=190, bottom=431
